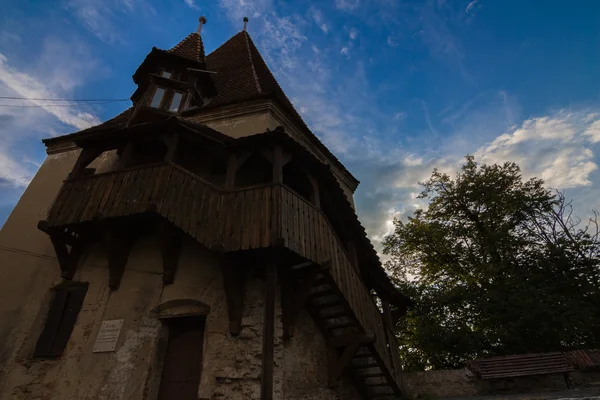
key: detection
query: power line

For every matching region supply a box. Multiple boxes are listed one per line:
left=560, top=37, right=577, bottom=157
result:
left=0, top=96, right=129, bottom=102
left=0, top=100, right=127, bottom=108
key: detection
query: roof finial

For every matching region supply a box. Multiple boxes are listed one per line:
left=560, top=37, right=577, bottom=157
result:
left=196, top=16, right=207, bottom=34
left=243, top=16, right=249, bottom=31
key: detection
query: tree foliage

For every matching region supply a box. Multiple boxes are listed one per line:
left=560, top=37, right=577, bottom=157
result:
left=383, top=156, right=600, bottom=371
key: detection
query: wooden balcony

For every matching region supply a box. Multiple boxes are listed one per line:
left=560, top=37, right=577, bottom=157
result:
left=45, top=162, right=404, bottom=398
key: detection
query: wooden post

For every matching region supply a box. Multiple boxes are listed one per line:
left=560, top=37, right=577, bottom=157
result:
left=382, top=299, right=394, bottom=331
left=260, top=260, right=276, bottom=400
left=346, top=240, right=360, bottom=273
left=272, top=145, right=283, bottom=183
left=308, top=173, right=320, bottom=208
left=106, top=223, right=135, bottom=290
left=68, top=147, right=103, bottom=179
left=225, top=153, right=237, bottom=189
left=164, top=133, right=179, bottom=162
left=160, top=222, right=182, bottom=284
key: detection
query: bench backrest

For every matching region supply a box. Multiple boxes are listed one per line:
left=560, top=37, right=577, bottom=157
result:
left=472, top=352, right=573, bottom=380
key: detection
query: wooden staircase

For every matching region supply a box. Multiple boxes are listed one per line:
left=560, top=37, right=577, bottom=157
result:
left=304, top=268, right=402, bottom=399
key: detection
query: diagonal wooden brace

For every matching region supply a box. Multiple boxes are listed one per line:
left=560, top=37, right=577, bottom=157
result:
left=327, top=333, right=375, bottom=387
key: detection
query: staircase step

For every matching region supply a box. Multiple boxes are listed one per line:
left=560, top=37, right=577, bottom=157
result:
left=365, top=382, right=390, bottom=387
left=358, top=372, right=385, bottom=378
left=354, top=361, right=379, bottom=369
left=354, top=352, right=373, bottom=359
left=368, top=394, right=395, bottom=399
left=326, top=319, right=355, bottom=330
left=319, top=309, right=347, bottom=319
left=312, top=297, right=342, bottom=308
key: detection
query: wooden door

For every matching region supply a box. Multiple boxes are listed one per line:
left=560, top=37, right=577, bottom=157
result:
left=157, top=316, right=206, bottom=400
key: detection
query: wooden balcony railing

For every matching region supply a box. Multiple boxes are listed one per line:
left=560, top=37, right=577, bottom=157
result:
left=46, top=162, right=403, bottom=392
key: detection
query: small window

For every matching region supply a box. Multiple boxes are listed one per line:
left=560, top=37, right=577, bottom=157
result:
left=169, top=92, right=184, bottom=112
left=34, top=283, right=88, bottom=358
left=151, top=87, right=166, bottom=108
left=160, top=70, right=172, bottom=79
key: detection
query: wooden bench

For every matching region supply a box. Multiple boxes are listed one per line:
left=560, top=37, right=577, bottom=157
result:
left=470, top=352, right=574, bottom=388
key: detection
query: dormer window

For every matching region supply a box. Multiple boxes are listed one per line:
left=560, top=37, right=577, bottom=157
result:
left=169, top=92, right=184, bottom=112
left=151, top=87, right=166, bottom=108
left=160, top=69, right=172, bottom=79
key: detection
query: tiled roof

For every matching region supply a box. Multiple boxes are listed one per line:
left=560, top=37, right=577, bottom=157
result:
left=203, top=31, right=358, bottom=187
left=167, top=32, right=205, bottom=63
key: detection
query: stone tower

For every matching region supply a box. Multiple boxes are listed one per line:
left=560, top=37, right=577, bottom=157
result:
left=0, top=17, right=411, bottom=400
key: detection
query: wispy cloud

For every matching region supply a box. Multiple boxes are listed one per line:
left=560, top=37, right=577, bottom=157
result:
left=0, top=37, right=102, bottom=188
left=0, top=31, right=21, bottom=46
left=335, top=0, right=360, bottom=12
left=184, top=0, right=199, bottom=10
left=349, top=27, right=358, bottom=40
left=66, top=0, right=155, bottom=44
left=0, top=54, right=99, bottom=130
left=466, top=0, right=479, bottom=13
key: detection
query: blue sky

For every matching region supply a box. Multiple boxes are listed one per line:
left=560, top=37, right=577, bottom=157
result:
left=1, top=0, right=599, bottom=252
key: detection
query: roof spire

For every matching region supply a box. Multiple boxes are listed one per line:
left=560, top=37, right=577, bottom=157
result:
left=196, top=16, right=207, bottom=34
left=243, top=16, right=249, bottom=31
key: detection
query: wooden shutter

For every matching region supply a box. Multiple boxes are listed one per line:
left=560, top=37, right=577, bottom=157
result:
left=34, top=283, right=88, bottom=358
left=157, top=317, right=206, bottom=400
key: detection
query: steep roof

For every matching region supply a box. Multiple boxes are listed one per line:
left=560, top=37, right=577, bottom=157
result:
left=202, top=31, right=359, bottom=188
left=167, top=32, right=205, bottom=63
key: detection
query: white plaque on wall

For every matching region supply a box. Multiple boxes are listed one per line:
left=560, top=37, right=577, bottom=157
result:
left=93, top=319, right=124, bottom=353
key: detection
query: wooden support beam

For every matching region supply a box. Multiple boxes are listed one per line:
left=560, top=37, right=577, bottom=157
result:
left=328, top=337, right=362, bottom=387
left=307, top=173, right=320, bottom=209
left=225, top=151, right=252, bottom=189
left=49, top=234, right=84, bottom=280
left=282, top=152, right=292, bottom=167
left=261, top=259, right=277, bottom=400
left=221, top=255, right=246, bottom=335
left=225, top=153, right=237, bottom=189
left=381, top=299, right=395, bottom=331
left=282, top=264, right=325, bottom=339
left=164, top=133, right=179, bottom=162
left=68, top=147, right=104, bottom=179
left=105, top=223, right=135, bottom=290
left=272, top=145, right=283, bottom=183
left=160, top=222, right=182, bottom=284
left=346, top=240, right=360, bottom=274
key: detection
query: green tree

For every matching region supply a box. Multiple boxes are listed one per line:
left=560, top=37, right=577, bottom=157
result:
left=383, top=155, right=600, bottom=371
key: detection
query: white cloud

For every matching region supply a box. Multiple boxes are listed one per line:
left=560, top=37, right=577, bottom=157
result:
left=218, top=0, right=273, bottom=21
left=341, top=47, right=350, bottom=56
left=184, top=0, right=199, bottom=10
left=403, top=155, right=423, bottom=167
left=387, top=35, right=398, bottom=47
left=476, top=112, right=598, bottom=188
left=0, top=53, right=100, bottom=131
left=335, top=0, right=360, bottom=11
left=584, top=119, right=600, bottom=143
left=466, top=0, right=479, bottom=13
left=308, top=6, right=328, bottom=34
left=349, top=27, right=358, bottom=40
left=0, top=146, right=33, bottom=187
left=0, top=38, right=102, bottom=188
